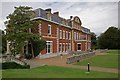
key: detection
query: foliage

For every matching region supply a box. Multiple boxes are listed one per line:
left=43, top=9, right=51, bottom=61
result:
left=2, top=62, right=30, bottom=69
left=32, top=38, right=46, bottom=57
left=5, top=6, right=40, bottom=57
left=97, top=27, right=120, bottom=49
left=91, top=32, right=97, bottom=50
left=2, top=30, right=7, bottom=53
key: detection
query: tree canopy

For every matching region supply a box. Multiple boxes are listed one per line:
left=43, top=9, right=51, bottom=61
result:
left=5, top=6, right=45, bottom=58
left=97, top=27, right=119, bottom=49
left=91, top=32, right=97, bottom=50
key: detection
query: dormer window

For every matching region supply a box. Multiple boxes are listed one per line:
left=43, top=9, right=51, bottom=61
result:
left=47, top=13, right=51, bottom=20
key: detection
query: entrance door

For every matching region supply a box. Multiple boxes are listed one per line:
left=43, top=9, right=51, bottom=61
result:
left=46, top=41, right=52, bottom=54
left=77, top=43, right=81, bottom=51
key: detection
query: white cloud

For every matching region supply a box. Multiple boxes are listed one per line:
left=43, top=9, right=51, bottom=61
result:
left=0, top=2, right=118, bottom=36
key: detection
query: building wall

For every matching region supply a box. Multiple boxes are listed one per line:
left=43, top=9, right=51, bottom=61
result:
left=35, top=17, right=91, bottom=55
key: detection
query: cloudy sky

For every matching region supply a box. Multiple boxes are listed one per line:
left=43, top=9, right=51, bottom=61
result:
left=0, top=1, right=119, bottom=36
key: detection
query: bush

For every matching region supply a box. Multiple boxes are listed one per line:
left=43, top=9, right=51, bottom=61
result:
left=32, top=39, right=46, bottom=57
left=2, top=62, right=30, bottom=69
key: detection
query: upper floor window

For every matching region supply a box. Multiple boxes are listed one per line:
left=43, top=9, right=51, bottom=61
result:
left=47, top=13, right=51, bottom=20
left=69, top=32, right=71, bottom=40
left=76, top=33, right=78, bottom=40
left=66, top=31, right=68, bottom=39
left=60, top=30, right=62, bottom=39
left=74, top=32, right=76, bottom=40
left=63, top=30, right=65, bottom=39
left=48, top=25, right=51, bottom=34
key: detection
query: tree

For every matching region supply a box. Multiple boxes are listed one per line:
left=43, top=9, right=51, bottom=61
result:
left=98, top=26, right=119, bottom=49
left=91, top=32, right=97, bottom=50
left=1, top=30, right=7, bottom=53
left=32, top=39, right=46, bottom=57
left=5, top=6, right=43, bottom=58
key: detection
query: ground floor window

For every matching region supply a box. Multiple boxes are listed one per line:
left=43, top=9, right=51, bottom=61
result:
left=63, top=43, right=65, bottom=52
left=69, top=43, right=71, bottom=51
left=59, top=43, right=62, bottom=52
left=46, top=41, right=52, bottom=54
left=77, top=43, right=81, bottom=51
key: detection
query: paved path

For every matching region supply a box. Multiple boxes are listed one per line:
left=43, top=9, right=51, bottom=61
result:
left=25, top=54, right=119, bottom=73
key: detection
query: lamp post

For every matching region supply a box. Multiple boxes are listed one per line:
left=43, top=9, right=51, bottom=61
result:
left=88, top=63, right=90, bottom=72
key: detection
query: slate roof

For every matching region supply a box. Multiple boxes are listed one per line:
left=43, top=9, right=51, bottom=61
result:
left=33, top=8, right=90, bottom=34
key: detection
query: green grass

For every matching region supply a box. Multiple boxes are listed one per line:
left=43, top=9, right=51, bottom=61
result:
left=2, top=65, right=118, bottom=78
left=75, top=50, right=119, bottom=69
left=106, top=50, right=119, bottom=55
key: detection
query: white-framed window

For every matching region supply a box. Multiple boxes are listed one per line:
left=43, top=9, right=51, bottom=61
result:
left=69, top=43, right=71, bottom=50
left=77, top=43, right=81, bottom=51
left=69, top=32, right=71, bottom=40
left=76, top=33, right=78, bottom=40
left=46, top=41, right=52, bottom=54
left=63, top=43, right=65, bottom=52
left=66, top=31, right=68, bottom=39
left=59, top=43, right=62, bottom=52
left=48, top=25, right=51, bottom=35
left=74, top=32, right=76, bottom=40
left=79, top=33, right=81, bottom=40
left=63, top=30, right=65, bottom=39
left=60, top=30, right=62, bottom=39
left=66, top=43, right=68, bottom=52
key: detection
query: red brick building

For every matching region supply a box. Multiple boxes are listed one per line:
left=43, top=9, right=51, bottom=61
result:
left=33, top=8, right=91, bottom=55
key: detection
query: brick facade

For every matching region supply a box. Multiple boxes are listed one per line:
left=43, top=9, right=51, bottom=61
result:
left=33, top=8, right=91, bottom=55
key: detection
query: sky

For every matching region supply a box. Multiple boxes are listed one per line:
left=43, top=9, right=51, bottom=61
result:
left=0, top=0, right=119, bottom=36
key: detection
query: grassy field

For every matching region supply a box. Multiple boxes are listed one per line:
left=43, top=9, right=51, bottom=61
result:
left=2, top=65, right=118, bottom=78
left=106, top=50, right=119, bottom=55
left=75, top=50, right=119, bottom=69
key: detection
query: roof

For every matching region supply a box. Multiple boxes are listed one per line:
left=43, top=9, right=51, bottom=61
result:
left=33, top=8, right=90, bottom=34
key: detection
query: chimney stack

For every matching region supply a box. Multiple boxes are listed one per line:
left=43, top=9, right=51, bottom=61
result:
left=45, top=8, right=51, bottom=13
left=53, top=12, right=59, bottom=16
left=70, top=16, right=73, bottom=19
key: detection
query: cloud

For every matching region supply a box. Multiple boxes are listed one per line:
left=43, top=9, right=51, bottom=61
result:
left=0, top=2, right=118, bottom=36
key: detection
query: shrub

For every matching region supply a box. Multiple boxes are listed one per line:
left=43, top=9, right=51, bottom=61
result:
left=2, top=62, right=30, bottom=69
left=32, top=39, right=46, bottom=57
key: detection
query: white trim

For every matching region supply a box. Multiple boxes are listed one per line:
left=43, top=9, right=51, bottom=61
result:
left=66, top=31, right=69, bottom=40
left=46, top=41, right=53, bottom=42
left=63, top=43, right=65, bottom=52
left=48, top=24, right=51, bottom=35
left=63, top=30, right=65, bottom=39
left=69, top=43, right=71, bottom=51
left=60, top=30, right=62, bottom=39
left=69, top=32, right=71, bottom=40
left=46, top=41, right=53, bottom=54
left=59, top=43, right=62, bottom=52
left=38, top=24, right=41, bottom=35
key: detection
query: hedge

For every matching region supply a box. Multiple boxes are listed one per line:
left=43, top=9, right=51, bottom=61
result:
left=2, top=62, right=30, bottom=69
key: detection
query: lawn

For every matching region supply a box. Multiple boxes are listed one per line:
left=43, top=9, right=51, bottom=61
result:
left=75, top=50, right=119, bottom=69
left=2, top=65, right=118, bottom=78
left=106, top=50, right=119, bottom=55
